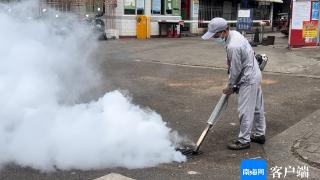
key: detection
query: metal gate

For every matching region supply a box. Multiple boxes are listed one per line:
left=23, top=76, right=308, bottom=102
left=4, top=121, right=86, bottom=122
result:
left=198, top=0, right=238, bottom=28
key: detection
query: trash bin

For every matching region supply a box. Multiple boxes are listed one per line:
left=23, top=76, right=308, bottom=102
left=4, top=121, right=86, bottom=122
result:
left=136, top=15, right=150, bottom=40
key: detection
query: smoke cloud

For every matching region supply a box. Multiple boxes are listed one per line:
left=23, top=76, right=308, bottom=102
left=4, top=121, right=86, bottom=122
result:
left=0, top=1, right=185, bottom=171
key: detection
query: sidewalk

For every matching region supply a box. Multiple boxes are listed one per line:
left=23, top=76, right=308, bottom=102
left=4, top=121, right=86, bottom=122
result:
left=292, top=115, right=320, bottom=168
left=265, top=109, right=320, bottom=179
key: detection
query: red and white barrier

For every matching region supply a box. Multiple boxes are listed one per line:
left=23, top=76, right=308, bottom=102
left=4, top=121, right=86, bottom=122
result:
left=156, top=20, right=271, bottom=26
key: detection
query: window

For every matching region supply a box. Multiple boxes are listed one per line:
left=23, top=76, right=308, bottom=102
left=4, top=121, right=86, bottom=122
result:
left=172, top=0, right=180, bottom=16
left=151, top=0, right=161, bottom=14
left=166, top=0, right=172, bottom=14
left=86, top=0, right=104, bottom=13
left=136, top=0, right=145, bottom=15
left=124, top=0, right=145, bottom=15
left=124, top=0, right=136, bottom=14
left=151, top=0, right=180, bottom=15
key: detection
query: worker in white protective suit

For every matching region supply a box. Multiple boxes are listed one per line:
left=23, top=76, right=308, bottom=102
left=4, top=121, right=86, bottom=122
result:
left=202, top=17, right=266, bottom=150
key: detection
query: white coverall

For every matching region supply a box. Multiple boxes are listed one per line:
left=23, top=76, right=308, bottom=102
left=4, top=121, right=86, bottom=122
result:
left=225, top=30, right=266, bottom=143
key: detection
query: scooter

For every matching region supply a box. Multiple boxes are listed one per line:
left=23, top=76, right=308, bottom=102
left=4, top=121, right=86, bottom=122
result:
left=84, top=8, right=107, bottom=40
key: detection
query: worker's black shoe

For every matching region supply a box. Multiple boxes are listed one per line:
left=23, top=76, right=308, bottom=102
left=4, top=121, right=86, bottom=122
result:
left=250, top=134, right=266, bottom=144
left=227, top=140, right=250, bottom=150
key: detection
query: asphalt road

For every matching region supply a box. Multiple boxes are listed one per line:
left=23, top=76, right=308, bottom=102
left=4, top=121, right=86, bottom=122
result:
left=1, top=38, right=320, bottom=180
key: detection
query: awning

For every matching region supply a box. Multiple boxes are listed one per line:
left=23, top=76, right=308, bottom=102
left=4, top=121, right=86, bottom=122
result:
left=254, top=0, right=283, bottom=3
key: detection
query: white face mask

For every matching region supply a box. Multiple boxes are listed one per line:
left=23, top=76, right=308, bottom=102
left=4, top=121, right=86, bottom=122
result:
left=213, top=32, right=226, bottom=45
left=213, top=37, right=225, bottom=45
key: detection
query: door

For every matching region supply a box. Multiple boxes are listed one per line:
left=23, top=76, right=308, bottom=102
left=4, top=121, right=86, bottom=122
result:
left=181, top=0, right=190, bottom=31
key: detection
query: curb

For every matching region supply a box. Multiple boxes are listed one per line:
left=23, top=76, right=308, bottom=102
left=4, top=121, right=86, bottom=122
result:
left=291, top=120, right=320, bottom=169
left=292, top=139, right=320, bottom=169
left=264, top=109, right=320, bottom=179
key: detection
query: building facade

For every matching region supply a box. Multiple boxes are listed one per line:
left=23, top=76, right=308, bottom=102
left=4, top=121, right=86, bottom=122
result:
left=113, top=0, right=286, bottom=36
left=105, top=0, right=284, bottom=37
left=4, top=0, right=284, bottom=37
